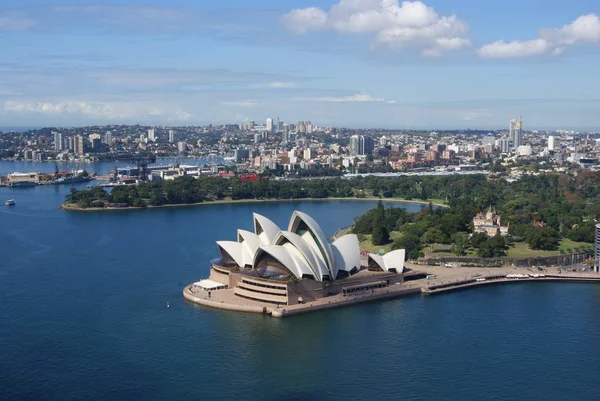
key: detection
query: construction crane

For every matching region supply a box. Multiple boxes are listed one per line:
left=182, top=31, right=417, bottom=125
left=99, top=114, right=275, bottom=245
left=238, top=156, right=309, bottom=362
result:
left=113, top=153, right=157, bottom=181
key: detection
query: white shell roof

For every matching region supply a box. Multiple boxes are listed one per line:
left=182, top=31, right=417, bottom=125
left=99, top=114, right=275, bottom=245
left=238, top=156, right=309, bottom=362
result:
left=253, top=245, right=314, bottom=280
left=214, top=210, right=366, bottom=282
left=288, top=211, right=335, bottom=278
left=368, top=249, right=405, bottom=273
left=237, top=229, right=261, bottom=265
left=331, top=234, right=361, bottom=276
left=253, top=213, right=281, bottom=245
left=275, top=231, right=330, bottom=280
left=217, top=241, right=245, bottom=268
left=383, top=249, right=406, bottom=273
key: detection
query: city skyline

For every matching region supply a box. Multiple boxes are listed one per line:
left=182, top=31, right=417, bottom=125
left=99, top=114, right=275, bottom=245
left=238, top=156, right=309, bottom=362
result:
left=1, top=0, right=600, bottom=129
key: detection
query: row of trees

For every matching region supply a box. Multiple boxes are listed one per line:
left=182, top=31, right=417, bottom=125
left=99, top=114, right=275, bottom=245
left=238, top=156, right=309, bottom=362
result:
left=65, top=172, right=600, bottom=254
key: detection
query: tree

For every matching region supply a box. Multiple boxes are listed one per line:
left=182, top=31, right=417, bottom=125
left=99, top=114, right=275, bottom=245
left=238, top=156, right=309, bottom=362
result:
left=525, top=226, right=561, bottom=250
left=477, top=234, right=508, bottom=258
left=392, top=234, right=421, bottom=260
left=470, top=232, right=488, bottom=248
left=451, top=232, right=470, bottom=256
left=371, top=201, right=389, bottom=245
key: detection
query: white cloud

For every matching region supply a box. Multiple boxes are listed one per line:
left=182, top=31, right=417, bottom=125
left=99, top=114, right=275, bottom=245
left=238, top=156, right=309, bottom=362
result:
left=281, top=7, right=328, bottom=34
left=479, top=14, right=600, bottom=58
left=268, top=81, right=296, bottom=89
left=386, top=100, right=398, bottom=104
left=3, top=100, right=193, bottom=121
left=478, top=39, right=548, bottom=58
left=298, top=93, right=385, bottom=102
left=281, top=1, right=470, bottom=56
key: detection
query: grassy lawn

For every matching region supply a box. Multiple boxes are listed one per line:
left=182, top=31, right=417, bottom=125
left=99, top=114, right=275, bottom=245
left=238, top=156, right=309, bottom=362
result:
left=359, top=234, right=393, bottom=254
left=504, top=239, right=592, bottom=258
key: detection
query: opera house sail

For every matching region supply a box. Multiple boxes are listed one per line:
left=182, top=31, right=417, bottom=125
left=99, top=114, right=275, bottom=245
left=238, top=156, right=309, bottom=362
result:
left=186, top=210, right=407, bottom=312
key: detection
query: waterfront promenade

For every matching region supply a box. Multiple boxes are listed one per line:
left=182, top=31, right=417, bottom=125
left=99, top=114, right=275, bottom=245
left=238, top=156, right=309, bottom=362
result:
left=184, top=263, right=600, bottom=318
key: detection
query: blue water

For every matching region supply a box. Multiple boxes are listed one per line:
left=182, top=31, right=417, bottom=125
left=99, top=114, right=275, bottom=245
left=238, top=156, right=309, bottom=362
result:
left=1, top=161, right=599, bottom=400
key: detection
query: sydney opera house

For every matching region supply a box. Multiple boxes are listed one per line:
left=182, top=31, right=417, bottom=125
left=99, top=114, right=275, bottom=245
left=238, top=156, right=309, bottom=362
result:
left=187, top=210, right=407, bottom=310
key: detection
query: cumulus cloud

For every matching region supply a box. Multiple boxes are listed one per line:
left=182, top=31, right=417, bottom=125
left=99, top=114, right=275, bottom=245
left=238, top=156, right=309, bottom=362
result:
left=478, top=39, right=548, bottom=58
left=281, top=7, right=328, bottom=34
left=3, top=100, right=192, bottom=121
left=281, top=0, right=470, bottom=55
left=478, top=14, right=600, bottom=58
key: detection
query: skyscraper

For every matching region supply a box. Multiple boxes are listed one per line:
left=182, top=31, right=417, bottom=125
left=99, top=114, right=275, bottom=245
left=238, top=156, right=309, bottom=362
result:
left=350, top=135, right=360, bottom=156
left=305, top=121, right=313, bottom=134
left=168, top=130, right=175, bottom=143
left=282, top=124, right=290, bottom=143
left=89, top=134, right=102, bottom=152
left=148, top=129, right=156, bottom=142
left=360, top=136, right=374, bottom=155
left=53, top=131, right=63, bottom=151
left=350, top=135, right=374, bottom=156
left=548, top=135, right=557, bottom=151
left=104, top=131, right=113, bottom=147
left=74, top=135, right=85, bottom=155
left=510, top=118, right=523, bottom=148
left=266, top=118, right=273, bottom=132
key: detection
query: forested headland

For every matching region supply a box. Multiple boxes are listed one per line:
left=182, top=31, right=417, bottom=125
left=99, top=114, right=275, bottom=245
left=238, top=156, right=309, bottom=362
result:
left=350, top=171, right=599, bottom=260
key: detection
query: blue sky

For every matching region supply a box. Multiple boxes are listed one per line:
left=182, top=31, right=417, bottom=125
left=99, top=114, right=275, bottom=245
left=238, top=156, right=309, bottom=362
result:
left=1, top=0, right=600, bottom=130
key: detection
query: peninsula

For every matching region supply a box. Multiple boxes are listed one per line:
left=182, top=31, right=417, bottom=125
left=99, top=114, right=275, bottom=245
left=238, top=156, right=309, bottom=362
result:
left=183, top=210, right=600, bottom=318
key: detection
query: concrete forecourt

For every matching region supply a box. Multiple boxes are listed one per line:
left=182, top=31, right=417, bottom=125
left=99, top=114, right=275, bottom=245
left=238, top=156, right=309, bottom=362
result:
left=183, top=211, right=600, bottom=318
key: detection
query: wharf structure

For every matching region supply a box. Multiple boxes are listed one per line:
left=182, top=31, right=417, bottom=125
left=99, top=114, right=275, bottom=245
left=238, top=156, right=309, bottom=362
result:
left=184, top=211, right=409, bottom=315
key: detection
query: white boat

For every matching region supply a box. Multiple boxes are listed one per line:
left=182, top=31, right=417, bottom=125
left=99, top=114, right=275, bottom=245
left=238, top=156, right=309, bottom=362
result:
left=5, top=199, right=16, bottom=206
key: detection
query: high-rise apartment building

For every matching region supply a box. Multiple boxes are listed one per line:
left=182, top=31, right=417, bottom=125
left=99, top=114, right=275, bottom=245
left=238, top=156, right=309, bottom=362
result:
left=266, top=118, right=274, bottom=132
left=350, top=135, right=374, bottom=156
left=297, top=121, right=306, bottom=134
left=510, top=118, right=523, bottom=148
left=148, top=129, right=156, bottom=142
left=282, top=124, right=290, bottom=143
left=305, top=121, right=313, bottom=134
left=74, top=135, right=85, bottom=155
left=89, top=133, right=102, bottom=152
left=104, top=131, right=113, bottom=147
left=177, top=141, right=187, bottom=153
left=53, top=132, right=63, bottom=151
left=168, top=130, right=175, bottom=143
left=548, top=135, right=557, bottom=151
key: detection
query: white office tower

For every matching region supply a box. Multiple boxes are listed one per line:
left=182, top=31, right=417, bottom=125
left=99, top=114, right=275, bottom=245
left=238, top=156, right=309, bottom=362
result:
left=53, top=132, right=63, bottom=151
left=266, top=118, right=274, bottom=132
left=104, top=131, right=113, bottom=147
left=548, top=135, right=557, bottom=150
left=510, top=118, right=523, bottom=147
left=169, top=130, right=175, bottom=143
left=148, top=129, right=156, bottom=142
left=303, top=148, right=313, bottom=160
left=380, top=136, right=388, bottom=147
left=500, top=138, right=510, bottom=153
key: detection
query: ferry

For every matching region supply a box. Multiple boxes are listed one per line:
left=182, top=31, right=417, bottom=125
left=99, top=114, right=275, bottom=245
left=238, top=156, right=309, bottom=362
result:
left=5, top=199, right=16, bottom=206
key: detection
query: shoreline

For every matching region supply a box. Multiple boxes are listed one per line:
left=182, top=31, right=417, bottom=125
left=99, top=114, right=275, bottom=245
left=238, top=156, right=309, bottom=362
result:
left=60, top=197, right=448, bottom=212
left=182, top=272, right=600, bottom=318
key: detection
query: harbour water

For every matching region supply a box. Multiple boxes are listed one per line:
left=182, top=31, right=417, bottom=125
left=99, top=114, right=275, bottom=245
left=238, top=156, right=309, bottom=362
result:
left=1, top=161, right=599, bottom=400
